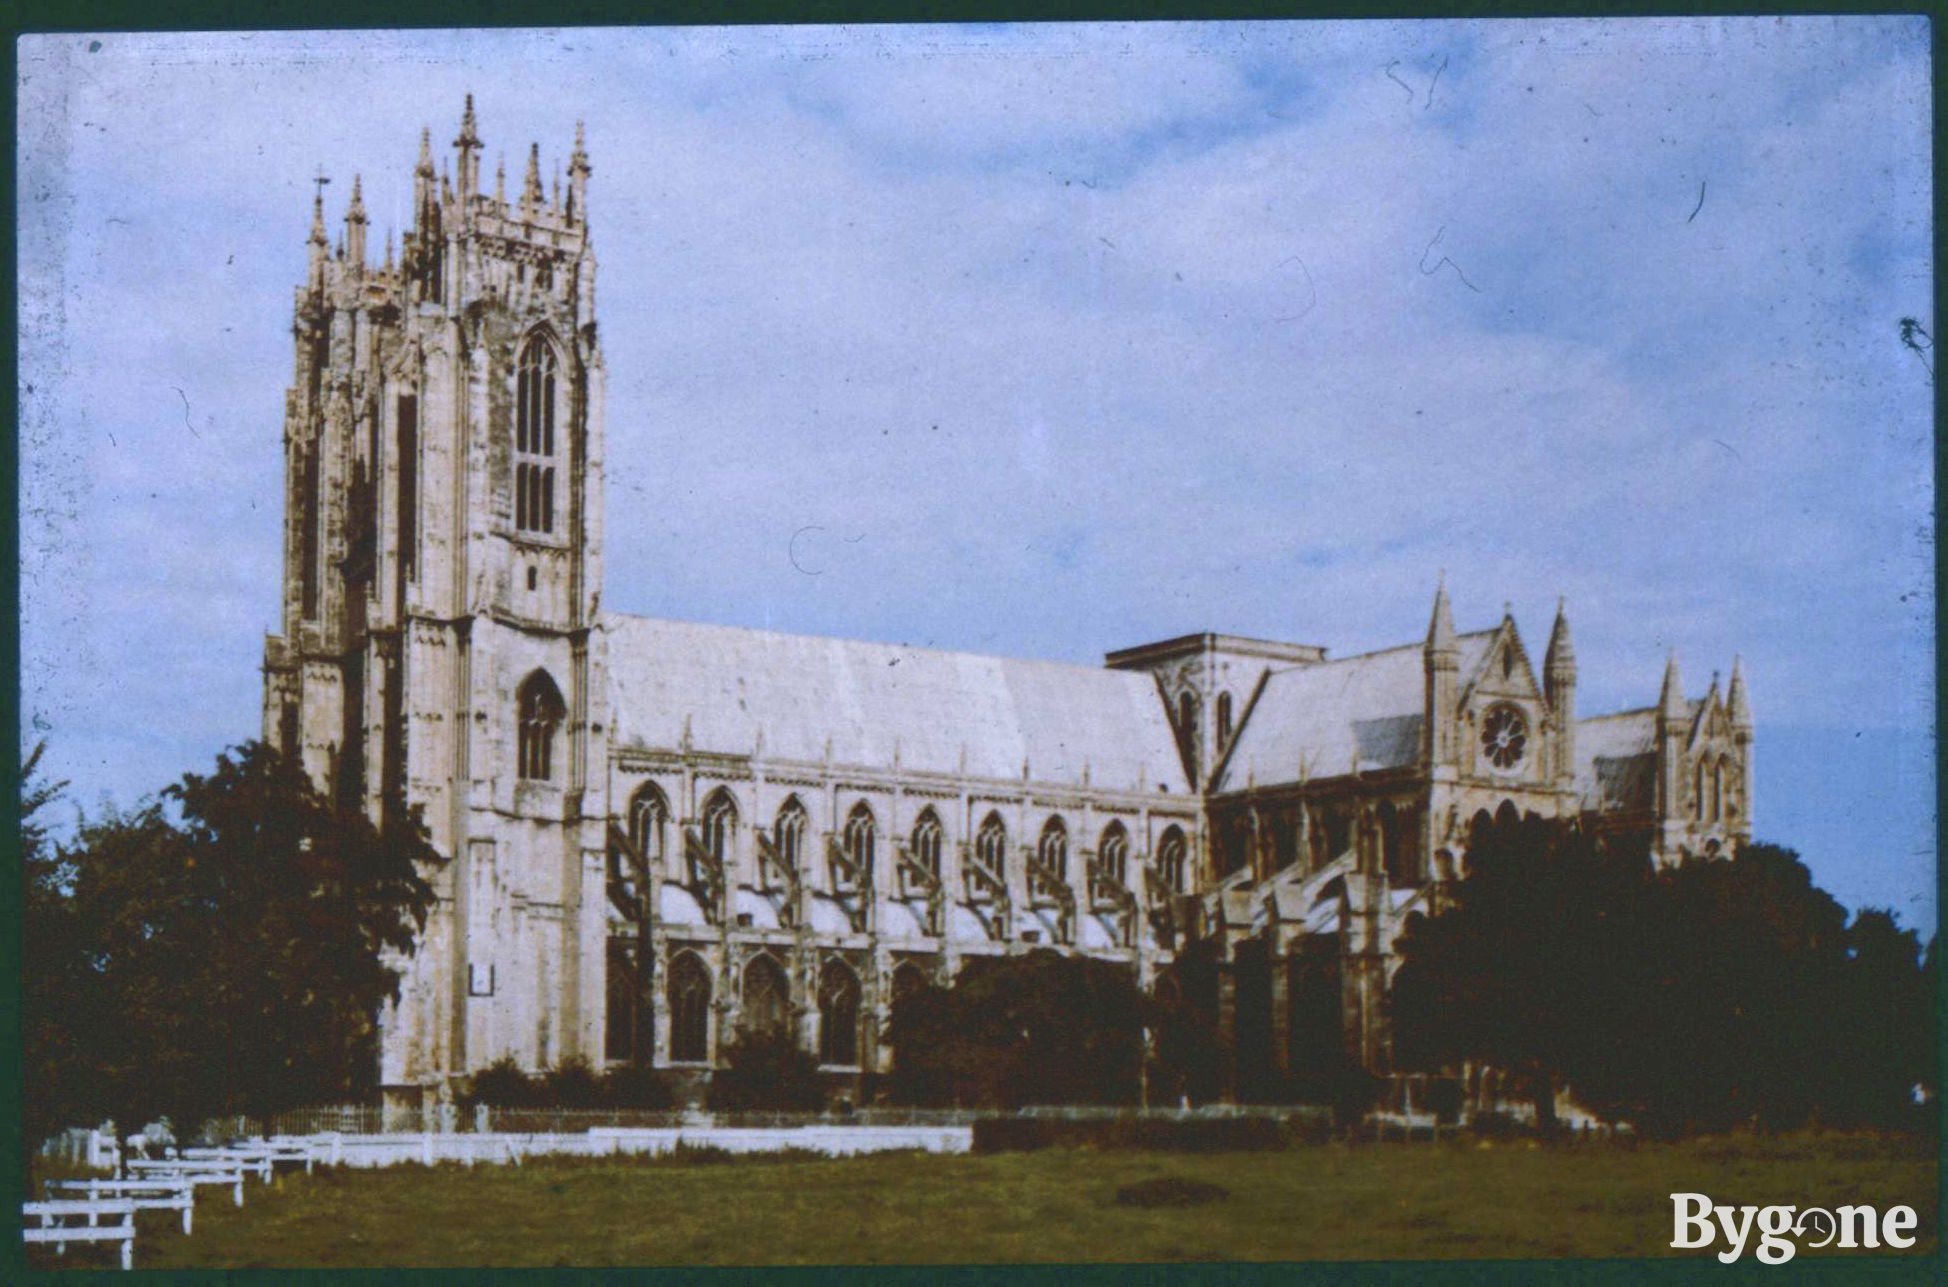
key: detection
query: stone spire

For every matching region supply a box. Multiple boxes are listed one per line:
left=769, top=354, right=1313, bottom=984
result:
left=308, top=182, right=328, bottom=247
left=344, top=174, right=367, bottom=267
left=1545, top=597, right=1575, bottom=686
left=1727, top=656, right=1752, bottom=731
left=494, top=153, right=506, bottom=207
left=568, top=120, right=591, bottom=225
left=453, top=94, right=481, bottom=205
left=1426, top=574, right=1457, bottom=654
left=1424, top=576, right=1459, bottom=766
left=521, top=141, right=542, bottom=215
left=1544, top=598, right=1577, bottom=781
left=1658, top=651, right=1685, bottom=718
left=413, top=126, right=437, bottom=244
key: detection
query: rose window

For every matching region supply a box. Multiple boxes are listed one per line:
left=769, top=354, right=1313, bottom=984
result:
left=1480, top=705, right=1528, bottom=770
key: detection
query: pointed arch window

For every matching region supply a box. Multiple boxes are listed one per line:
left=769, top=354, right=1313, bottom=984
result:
left=668, top=951, right=711, bottom=1063
left=971, top=812, right=1008, bottom=898
left=770, top=796, right=808, bottom=891
left=817, top=960, right=862, bottom=1067
left=906, top=808, right=943, bottom=896
left=740, top=954, right=791, bottom=1040
left=839, top=802, right=876, bottom=893
left=700, top=790, right=739, bottom=882
left=628, top=783, right=669, bottom=868
left=1031, top=817, right=1069, bottom=903
left=1156, top=826, right=1187, bottom=894
left=516, top=671, right=566, bottom=781
left=1095, top=822, right=1130, bottom=907
left=1216, top=691, right=1234, bottom=748
left=514, top=335, right=559, bottom=536
left=891, top=960, right=930, bottom=1004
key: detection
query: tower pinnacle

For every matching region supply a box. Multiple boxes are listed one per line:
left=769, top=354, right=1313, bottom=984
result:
left=567, top=120, right=591, bottom=225
left=1545, top=597, right=1575, bottom=675
left=1658, top=651, right=1685, bottom=717
left=1727, top=656, right=1753, bottom=731
left=344, top=174, right=367, bottom=267
left=1426, top=575, right=1456, bottom=654
left=522, top=141, right=542, bottom=213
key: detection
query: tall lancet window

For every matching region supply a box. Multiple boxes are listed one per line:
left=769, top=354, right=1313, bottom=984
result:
left=516, top=670, right=566, bottom=781
left=514, top=335, right=558, bottom=535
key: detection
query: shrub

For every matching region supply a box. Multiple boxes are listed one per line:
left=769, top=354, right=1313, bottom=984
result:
left=541, top=1057, right=605, bottom=1110
left=462, top=1057, right=539, bottom=1110
left=601, top=1063, right=676, bottom=1111
left=706, top=1032, right=826, bottom=1113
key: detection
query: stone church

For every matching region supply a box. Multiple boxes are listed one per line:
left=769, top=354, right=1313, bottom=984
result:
left=261, top=101, right=1755, bottom=1112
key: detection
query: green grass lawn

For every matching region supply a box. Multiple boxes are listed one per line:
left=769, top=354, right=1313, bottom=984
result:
left=36, top=1133, right=1938, bottom=1269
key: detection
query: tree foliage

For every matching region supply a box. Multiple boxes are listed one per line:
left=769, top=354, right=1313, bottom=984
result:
left=887, top=950, right=1177, bottom=1109
left=21, top=742, right=440, bottom=1140
left=1391, top=813, right=1936, bottom=1136
left=458, top=1055, right=675, bottom=1111
left=706, top=1031, right=827, bottom=1113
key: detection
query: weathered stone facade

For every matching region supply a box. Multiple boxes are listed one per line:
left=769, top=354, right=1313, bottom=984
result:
left=263, top=102, right=1753, bottom=1111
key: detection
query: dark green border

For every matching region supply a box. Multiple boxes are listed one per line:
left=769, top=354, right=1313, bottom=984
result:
left=2, top=1, right=1941, bottom=1282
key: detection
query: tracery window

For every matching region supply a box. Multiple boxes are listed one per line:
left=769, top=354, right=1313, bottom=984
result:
left=516, top=671, right=565, bottom=781
left=972, top=812, right=1008, bottom=895
left=1097, top=822, right=1130, bottom=889
left=514, top=335, right=558, bottom=535
left=839, top=802, right=876, bottom=892
left=906, top=808, right=943, bottom=895
left=770, top=796, right=807, bottom=891
left=699, top=789, right=738, bottom=885
left=1031, top=817, right=1068, bottom=902
left=740, top=954, right=791, bottom=1040
left=1156, top=826, right=1187, bottom=894
left=1479, top=704, right=1528, bottom=771
left=891, top=960, right=930, bottom=1004
left=817, top=960, right=862, bottom=1067
left=668, top=951, right=711, bottom=1062
left=627, top=783, right=669, bottom=867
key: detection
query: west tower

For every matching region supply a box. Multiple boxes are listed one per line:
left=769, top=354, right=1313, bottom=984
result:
left=262, top=98, right=610, bottom=1111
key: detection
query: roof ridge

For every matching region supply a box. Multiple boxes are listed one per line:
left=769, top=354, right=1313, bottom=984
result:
left=602, top=610, right=1144, bottom=683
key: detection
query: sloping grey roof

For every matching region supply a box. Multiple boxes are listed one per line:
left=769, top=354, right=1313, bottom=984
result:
left=1575, top=707, right=1659, bottom=811
left=603, top=614, right=1189, bottom=793
left=1218, top=631, right=1495, bottom=787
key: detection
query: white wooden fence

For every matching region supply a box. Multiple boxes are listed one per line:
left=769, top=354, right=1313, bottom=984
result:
left=26, top=1121, right=973, bottom=1267
left=285, top=1123, right=971, bottom=1168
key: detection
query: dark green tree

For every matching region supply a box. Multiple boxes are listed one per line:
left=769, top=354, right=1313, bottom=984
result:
left=885, top=949, right=1152, bottom=1108
left=706, top=1031, right=827, bottom=1113
left=1393, top=817, right=1935, bottom=1136
left=1390, top=811, right=1648, bottom=1127
left=21, top=741, right=98, bottom=1150
left=25, top=742, right=439, bottom=1135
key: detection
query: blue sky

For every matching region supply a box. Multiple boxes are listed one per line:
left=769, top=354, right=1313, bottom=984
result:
left=17, top=20, right=1935, bottom=932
